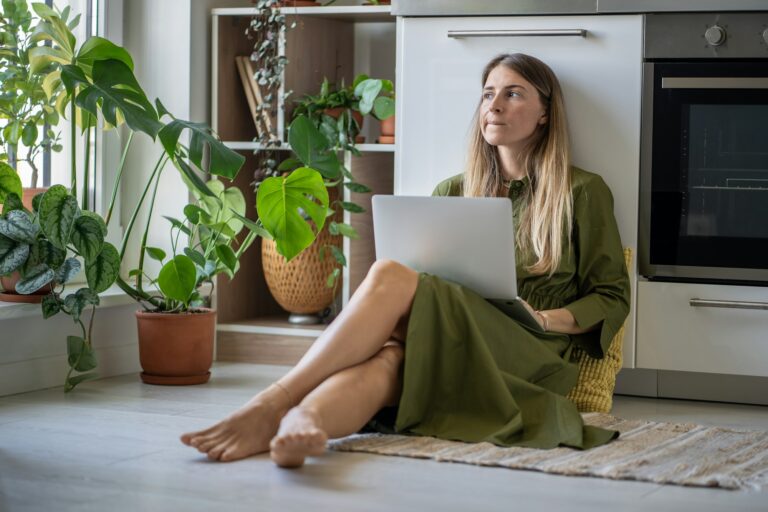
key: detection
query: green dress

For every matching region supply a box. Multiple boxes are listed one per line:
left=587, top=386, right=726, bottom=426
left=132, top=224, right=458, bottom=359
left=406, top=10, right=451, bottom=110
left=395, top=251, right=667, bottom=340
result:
left=375, top=167, right=630, bottom=450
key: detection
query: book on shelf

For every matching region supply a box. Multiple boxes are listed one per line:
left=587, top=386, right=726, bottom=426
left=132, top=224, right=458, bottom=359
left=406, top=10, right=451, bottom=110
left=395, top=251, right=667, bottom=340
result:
left=235, top=56, right=275, bottom=138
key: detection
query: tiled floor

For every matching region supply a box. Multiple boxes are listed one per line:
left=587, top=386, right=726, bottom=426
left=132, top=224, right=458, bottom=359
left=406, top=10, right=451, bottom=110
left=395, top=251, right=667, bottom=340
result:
left=1, top=362, right=766, bottom=512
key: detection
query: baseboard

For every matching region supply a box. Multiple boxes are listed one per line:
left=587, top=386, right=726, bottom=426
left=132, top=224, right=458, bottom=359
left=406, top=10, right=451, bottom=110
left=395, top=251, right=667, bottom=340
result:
left=615, top=368, right=768, bottom=406
left=0, top=303, right=140, bottom=397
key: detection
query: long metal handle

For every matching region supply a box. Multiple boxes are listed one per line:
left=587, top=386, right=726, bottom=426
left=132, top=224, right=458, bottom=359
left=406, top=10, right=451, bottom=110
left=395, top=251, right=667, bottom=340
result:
left=447, top=29, right=587, bottom=39
left=689, top=298, right=768, bottom=311
left=662, top=77, right=768, bottom=89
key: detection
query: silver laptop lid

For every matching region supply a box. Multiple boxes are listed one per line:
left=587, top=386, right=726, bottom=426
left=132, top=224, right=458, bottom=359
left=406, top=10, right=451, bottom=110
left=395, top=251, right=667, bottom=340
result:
left=371, top=195, right=518, bottom=300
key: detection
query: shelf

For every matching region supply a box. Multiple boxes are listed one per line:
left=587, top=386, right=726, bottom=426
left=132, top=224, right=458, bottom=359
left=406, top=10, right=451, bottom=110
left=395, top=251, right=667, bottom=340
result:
left=224, top=141, right=395, bottom=153
left=212, top=5, right=393, bottom=23
left=218, top=316, right=326, bottom=337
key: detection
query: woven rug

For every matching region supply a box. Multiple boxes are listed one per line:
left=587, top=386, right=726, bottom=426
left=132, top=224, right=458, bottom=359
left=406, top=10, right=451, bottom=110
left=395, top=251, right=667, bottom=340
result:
left=328, top=413, right=768, bottom=490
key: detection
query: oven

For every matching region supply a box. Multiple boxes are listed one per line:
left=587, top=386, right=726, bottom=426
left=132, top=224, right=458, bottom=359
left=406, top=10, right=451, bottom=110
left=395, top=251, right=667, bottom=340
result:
left=639, top=13, right=768, bottom=284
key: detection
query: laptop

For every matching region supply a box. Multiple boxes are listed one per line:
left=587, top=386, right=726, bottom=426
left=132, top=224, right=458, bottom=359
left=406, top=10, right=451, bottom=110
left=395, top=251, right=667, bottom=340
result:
left=371, top=195, right=543, bottom=332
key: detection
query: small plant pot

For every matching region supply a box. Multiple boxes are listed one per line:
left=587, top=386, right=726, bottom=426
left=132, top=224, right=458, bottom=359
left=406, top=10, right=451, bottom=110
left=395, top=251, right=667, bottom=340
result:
left=136, top=308, right=216, bottom=385
left=379, top=114, right=395, bottom=143
left=324, top=107, right=365, bottom=144
left=0, top=271, right=53, bottom=303
left=22, top=187, right=48, bottom=211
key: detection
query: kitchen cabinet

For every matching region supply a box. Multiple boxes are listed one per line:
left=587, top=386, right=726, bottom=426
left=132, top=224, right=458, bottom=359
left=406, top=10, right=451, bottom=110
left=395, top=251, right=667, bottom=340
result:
left=637, top=280, right=768, bottom=377
left=396, top=14, right=643, bottom=366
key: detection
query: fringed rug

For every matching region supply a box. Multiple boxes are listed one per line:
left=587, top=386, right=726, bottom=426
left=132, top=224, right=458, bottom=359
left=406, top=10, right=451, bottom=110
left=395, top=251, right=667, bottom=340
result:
left=328, top=413, right=768, bottom=490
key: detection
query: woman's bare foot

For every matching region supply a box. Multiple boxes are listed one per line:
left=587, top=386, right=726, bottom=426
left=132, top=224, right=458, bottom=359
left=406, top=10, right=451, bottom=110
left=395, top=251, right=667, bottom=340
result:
left=180, top=384, right=291, bottom=462
left=269, top=406, right=328, bottom=468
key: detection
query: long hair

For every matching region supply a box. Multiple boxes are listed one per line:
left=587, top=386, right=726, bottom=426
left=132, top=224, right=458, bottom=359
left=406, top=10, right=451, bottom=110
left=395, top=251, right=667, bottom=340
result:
left=463, top=53, right=572, bottom=276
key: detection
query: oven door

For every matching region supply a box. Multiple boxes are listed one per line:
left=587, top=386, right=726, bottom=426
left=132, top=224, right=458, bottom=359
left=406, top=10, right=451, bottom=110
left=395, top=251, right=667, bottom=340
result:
left=639, top=61, right=768, bottom=283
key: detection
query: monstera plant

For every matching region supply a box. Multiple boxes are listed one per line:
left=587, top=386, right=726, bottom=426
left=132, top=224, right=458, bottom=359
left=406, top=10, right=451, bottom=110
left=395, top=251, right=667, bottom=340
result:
left=1, top=3, right=334, bottom=388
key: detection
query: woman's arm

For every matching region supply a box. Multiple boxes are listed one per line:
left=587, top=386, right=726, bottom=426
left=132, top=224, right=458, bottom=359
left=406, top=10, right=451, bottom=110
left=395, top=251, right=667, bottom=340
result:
left=520, top=300, right=597, bottom=335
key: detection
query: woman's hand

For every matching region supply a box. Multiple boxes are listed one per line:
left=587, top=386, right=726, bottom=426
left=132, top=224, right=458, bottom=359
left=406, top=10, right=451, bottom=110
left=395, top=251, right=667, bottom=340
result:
left=519, top=298, right=547, bottom=331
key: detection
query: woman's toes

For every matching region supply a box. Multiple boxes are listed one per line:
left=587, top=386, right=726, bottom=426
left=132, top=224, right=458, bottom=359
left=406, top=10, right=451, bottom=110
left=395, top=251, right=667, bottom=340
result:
left=207, top=443, right=228, bottom=461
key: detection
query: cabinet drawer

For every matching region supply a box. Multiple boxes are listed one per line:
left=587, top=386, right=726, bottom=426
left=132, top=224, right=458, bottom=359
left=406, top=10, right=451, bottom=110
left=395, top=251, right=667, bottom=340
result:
left=637, top=281, right=768, bottom=377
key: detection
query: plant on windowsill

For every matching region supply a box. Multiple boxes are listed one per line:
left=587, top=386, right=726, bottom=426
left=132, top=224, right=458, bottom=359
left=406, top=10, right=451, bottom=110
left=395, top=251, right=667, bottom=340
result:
left=22, top=3, right=333, bottom=386
left=0, top=0, right=63, bottom=206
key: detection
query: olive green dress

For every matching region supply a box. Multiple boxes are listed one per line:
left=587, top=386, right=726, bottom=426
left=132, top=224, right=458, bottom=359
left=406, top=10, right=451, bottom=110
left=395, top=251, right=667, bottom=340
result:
left=372, top=167, right=630, bottom=450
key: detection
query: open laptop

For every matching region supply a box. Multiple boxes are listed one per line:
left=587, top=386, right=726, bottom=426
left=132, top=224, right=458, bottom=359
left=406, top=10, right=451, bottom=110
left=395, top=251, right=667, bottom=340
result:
left=371, top=195, right=543, bottom=332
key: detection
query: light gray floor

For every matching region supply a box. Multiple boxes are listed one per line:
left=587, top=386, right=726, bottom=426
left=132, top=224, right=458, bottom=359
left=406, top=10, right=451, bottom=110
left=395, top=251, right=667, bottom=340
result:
left=1, top=362, right=767, bottom=512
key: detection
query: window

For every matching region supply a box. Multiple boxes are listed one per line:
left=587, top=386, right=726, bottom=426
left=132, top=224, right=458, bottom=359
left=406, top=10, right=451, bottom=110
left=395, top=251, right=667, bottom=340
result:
left=2, top=0, right=101, bottom=205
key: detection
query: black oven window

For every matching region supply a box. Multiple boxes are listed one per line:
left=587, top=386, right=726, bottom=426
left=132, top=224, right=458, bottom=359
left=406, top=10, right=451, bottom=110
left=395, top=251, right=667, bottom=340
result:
left=684, top=104, right=768, bottom=239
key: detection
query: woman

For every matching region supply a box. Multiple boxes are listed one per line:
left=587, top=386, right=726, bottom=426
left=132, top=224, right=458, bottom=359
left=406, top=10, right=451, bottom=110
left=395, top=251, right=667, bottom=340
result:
left=181, top=53, right=630, bottom=468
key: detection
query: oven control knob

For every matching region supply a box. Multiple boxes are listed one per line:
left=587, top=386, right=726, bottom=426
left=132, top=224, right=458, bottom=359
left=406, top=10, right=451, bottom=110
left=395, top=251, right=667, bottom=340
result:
left=763, top=28, right=768, bottom=45
left=705, top=25, right=727, bottom=46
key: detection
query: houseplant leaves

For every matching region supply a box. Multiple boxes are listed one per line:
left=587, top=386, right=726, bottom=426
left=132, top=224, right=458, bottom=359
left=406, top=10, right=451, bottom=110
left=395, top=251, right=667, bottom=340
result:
left=256, top=166, right=329, bottom=261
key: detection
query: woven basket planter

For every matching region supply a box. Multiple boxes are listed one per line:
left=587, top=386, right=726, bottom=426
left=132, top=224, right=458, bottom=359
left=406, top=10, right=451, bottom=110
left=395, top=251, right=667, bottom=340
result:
left=262, top=225, right=343, bottom=316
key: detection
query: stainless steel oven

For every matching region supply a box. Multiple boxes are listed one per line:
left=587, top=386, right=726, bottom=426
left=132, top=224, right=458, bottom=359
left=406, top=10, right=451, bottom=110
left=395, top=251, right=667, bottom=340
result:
left=639, top=13, right=768, bottom=284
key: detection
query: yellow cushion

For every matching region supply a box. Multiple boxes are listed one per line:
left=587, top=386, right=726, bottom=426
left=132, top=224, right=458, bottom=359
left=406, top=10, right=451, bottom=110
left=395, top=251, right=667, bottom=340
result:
left=566, top=248, right=631, bottom=413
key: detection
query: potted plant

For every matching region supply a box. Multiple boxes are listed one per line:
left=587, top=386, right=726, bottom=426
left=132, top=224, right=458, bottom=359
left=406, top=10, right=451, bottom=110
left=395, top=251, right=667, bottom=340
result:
left=26, top=3, right=339, bottom=386
left=292, top=76, right=366, bottom=150
left=0, top=2, right=331, bottom=390
left=353, top=76, right=395, bottom=143
left=0, top=0, right=63, bottom=208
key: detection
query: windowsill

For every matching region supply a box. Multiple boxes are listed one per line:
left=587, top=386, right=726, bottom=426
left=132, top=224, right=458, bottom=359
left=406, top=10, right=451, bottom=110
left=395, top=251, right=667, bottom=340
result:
left=0, top=284, right=141, bottom=321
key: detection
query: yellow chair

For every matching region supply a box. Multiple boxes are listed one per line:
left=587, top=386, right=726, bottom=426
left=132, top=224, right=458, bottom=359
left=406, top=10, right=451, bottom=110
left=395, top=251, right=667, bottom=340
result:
left=566, top=248, right=631, bottom=413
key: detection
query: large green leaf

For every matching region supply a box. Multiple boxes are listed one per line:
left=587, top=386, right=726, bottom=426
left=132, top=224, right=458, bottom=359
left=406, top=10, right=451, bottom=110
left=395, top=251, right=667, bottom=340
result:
left=1, top=193, right=24, bottom=215
left=373, top=96, right=395, bottom=120
left=60, top=60, right=161, bottom=138
left=198, top=180, right=246, bottom=236
left=76, top=36, right=134, bottom=77
left=0, top=210, right=38, bottom=243
left=39, top=185, right=79, bottom=249
left=15, top=264, right=54, bottom=294
left=71, top=215, right=104, bottom=261
left=354, top=78, right=383, bottom=116
left=256, top=167, right=328, bottom=261
left=158, top=118, right=245, bottom=180
left=55, top=257, right=81, bottom=284
left=24, top=239, right=66, bottom=274
left=157, top=254, right=196, bottom=303
left=85, top=242, right=119, bottom=293
left=288, top=116, right=341, bottom=179
left=0, top=162, right=22, bottom=203
left=0, top=233, right=29, bottom=275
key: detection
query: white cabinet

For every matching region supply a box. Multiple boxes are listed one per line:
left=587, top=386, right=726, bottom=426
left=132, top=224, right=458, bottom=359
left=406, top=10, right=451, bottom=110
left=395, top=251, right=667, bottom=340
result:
left=637, top=281, right=768, bottom=377
left=396, top=15, right=643, bottom=366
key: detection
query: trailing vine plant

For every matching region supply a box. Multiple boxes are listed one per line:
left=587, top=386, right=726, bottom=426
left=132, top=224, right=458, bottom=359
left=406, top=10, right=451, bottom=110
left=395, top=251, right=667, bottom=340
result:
left=247, top=0, right=290, bottom=184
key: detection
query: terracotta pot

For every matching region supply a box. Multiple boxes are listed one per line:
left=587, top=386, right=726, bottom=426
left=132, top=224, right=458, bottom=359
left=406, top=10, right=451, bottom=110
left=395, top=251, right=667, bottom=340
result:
left=136, top=308, right=216, bottom=385
left=0, top=271, right=53, bottom=303
left=22, top=187, right=48, bottom=211
left=324, top=107, right=364, bottom=129
left=379, top=114, right=395, bottom=144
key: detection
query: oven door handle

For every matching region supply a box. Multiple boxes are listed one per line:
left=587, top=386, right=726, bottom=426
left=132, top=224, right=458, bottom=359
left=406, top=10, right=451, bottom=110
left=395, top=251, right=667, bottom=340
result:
left=447, top=29, right=587, bottom=38
left=689, top=298, right=768, bottom=311
left=662, top=77, right=768, bottom=89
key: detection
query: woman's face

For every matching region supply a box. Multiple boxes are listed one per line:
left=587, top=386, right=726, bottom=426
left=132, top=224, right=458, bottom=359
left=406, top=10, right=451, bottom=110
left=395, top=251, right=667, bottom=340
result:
left=480, top=65, right=548, bottom=151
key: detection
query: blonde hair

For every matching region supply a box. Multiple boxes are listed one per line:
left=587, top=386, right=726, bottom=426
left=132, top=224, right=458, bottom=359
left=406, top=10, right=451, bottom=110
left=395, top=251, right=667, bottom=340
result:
left=463, top=53, right=572, bottom=276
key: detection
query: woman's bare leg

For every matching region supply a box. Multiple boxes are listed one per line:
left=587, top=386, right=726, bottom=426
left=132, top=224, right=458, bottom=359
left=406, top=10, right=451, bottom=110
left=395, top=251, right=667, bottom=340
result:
left=270, top=343, right=404, bottom=468
left=181, top=260, right=418, bottom=461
